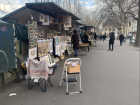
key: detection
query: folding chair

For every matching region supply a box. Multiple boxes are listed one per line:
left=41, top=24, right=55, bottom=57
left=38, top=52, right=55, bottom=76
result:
left=27, top=59, right=59, bottom=92
left=58, top=58, right=82, bottom=95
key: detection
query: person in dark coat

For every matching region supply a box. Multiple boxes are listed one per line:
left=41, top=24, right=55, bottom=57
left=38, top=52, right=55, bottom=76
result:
left=103, top=35, right=106, bottom=42
left=83, top=32, right=89, bottom=51
left=72, top=30, right=79, bottom=57
left=94, top=32, right=97, bottom=40
left=108, top=32, right=115, bottom=51
left=100, top=35, right=103, bottom=41
left=119, top=34, right=124, bottom=46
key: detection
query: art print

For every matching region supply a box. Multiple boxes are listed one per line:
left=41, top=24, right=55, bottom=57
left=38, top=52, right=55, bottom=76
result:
left=64, top=16, right=71, bottom=27
left=43, top=15, right=49, bottom=25
left=39, top=14, right=44, bottom=22
left=29, top=47, right=37, bottom=59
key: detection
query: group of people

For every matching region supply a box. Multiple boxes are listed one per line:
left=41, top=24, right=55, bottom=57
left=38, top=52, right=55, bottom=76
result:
left=100, top=35, right=106, bottom=42
left=107, top=32, right=124, bottom=51
left=72, top=30, right=124, bottom=55
left=71, top=30, right=96, bottom=57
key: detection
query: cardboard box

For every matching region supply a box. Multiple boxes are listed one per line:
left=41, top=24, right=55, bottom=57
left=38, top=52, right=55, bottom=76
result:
left=65, top=63, right=80, bottom=73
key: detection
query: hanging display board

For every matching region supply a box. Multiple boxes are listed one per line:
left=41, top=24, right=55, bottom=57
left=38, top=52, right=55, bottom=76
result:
left=28, top=21, right=38, bottom=49
left=0, top=23, right=16, bottom=73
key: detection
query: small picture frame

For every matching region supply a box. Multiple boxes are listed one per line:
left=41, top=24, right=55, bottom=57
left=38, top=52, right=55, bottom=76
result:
left=29, top=47, right=37, bottom=59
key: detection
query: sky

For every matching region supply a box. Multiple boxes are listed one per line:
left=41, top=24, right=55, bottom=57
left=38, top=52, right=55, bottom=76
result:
left=0, top=0, right=96, bottom=17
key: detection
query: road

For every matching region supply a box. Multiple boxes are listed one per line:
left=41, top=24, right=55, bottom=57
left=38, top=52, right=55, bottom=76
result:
left=0, top=40, right=139, bottom=105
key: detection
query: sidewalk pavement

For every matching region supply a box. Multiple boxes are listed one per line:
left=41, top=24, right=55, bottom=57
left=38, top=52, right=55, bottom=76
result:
left=0, top=40, right=139, bottom=105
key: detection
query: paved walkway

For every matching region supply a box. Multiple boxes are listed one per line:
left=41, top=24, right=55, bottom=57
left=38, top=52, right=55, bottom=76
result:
left=0, top=40, right=139, bottom=105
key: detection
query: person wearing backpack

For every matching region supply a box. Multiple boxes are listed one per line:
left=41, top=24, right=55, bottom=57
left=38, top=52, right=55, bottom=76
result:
left=108, top=32, right=115, bottom=51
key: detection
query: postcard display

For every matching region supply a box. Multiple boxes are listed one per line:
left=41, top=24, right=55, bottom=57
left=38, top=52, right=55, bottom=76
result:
left=28, top=21, right=38, bottom=59
left=27, top=16, right=54, bottom=65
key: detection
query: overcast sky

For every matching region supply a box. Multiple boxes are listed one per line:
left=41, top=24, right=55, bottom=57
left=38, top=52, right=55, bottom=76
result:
left=0, top=0, right=96, bottom=17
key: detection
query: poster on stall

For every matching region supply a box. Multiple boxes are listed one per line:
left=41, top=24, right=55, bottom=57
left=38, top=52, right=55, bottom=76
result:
left=43, top=15, right=49, bottom=25
left=29, top=47, right=37, bottom=59
left=64, top=16, right=71, bottom=27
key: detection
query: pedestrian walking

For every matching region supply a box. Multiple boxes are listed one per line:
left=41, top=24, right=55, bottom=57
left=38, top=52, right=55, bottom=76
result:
left=83, top=32, right=89, bottom=52
left=119, top=34, right=124, bottom=46
left=108, top=32, right=115, bottom=51
left=100, top=35, right=102, bottom=41
left=103, top=35, right=106, bottom=42
left=72, top=30, right=79, bottom=57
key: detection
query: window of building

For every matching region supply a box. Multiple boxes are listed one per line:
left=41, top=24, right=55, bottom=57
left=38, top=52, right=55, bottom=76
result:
left=105, top=28, right=107, bottom=31
left=114, top=28, right=115, bottom=31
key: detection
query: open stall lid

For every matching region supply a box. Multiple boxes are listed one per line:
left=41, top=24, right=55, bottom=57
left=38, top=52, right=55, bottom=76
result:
left=1, top=2, right=80, bottom=25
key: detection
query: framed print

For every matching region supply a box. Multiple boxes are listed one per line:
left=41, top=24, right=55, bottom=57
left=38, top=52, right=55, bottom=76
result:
left=43, top=15, right=49, bottom=25
left=39, top=13, right=44, bottom=22
left=29, top=47, right=37, bottom=59
left=64, top=16, right=71, bottom=27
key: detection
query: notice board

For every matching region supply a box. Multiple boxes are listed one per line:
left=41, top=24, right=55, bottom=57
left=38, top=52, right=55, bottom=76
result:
left=0, top=23, right=16, bottom=73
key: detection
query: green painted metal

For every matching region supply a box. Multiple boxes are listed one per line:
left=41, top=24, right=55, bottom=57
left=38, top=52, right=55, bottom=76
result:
left=0, top=23, right=16, bottom=73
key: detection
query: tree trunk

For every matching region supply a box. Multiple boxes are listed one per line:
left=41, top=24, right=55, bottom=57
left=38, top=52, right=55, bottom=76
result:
left=135, top=20, right=140, bottom=46
left=135, top=1, right=140, bottom=46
